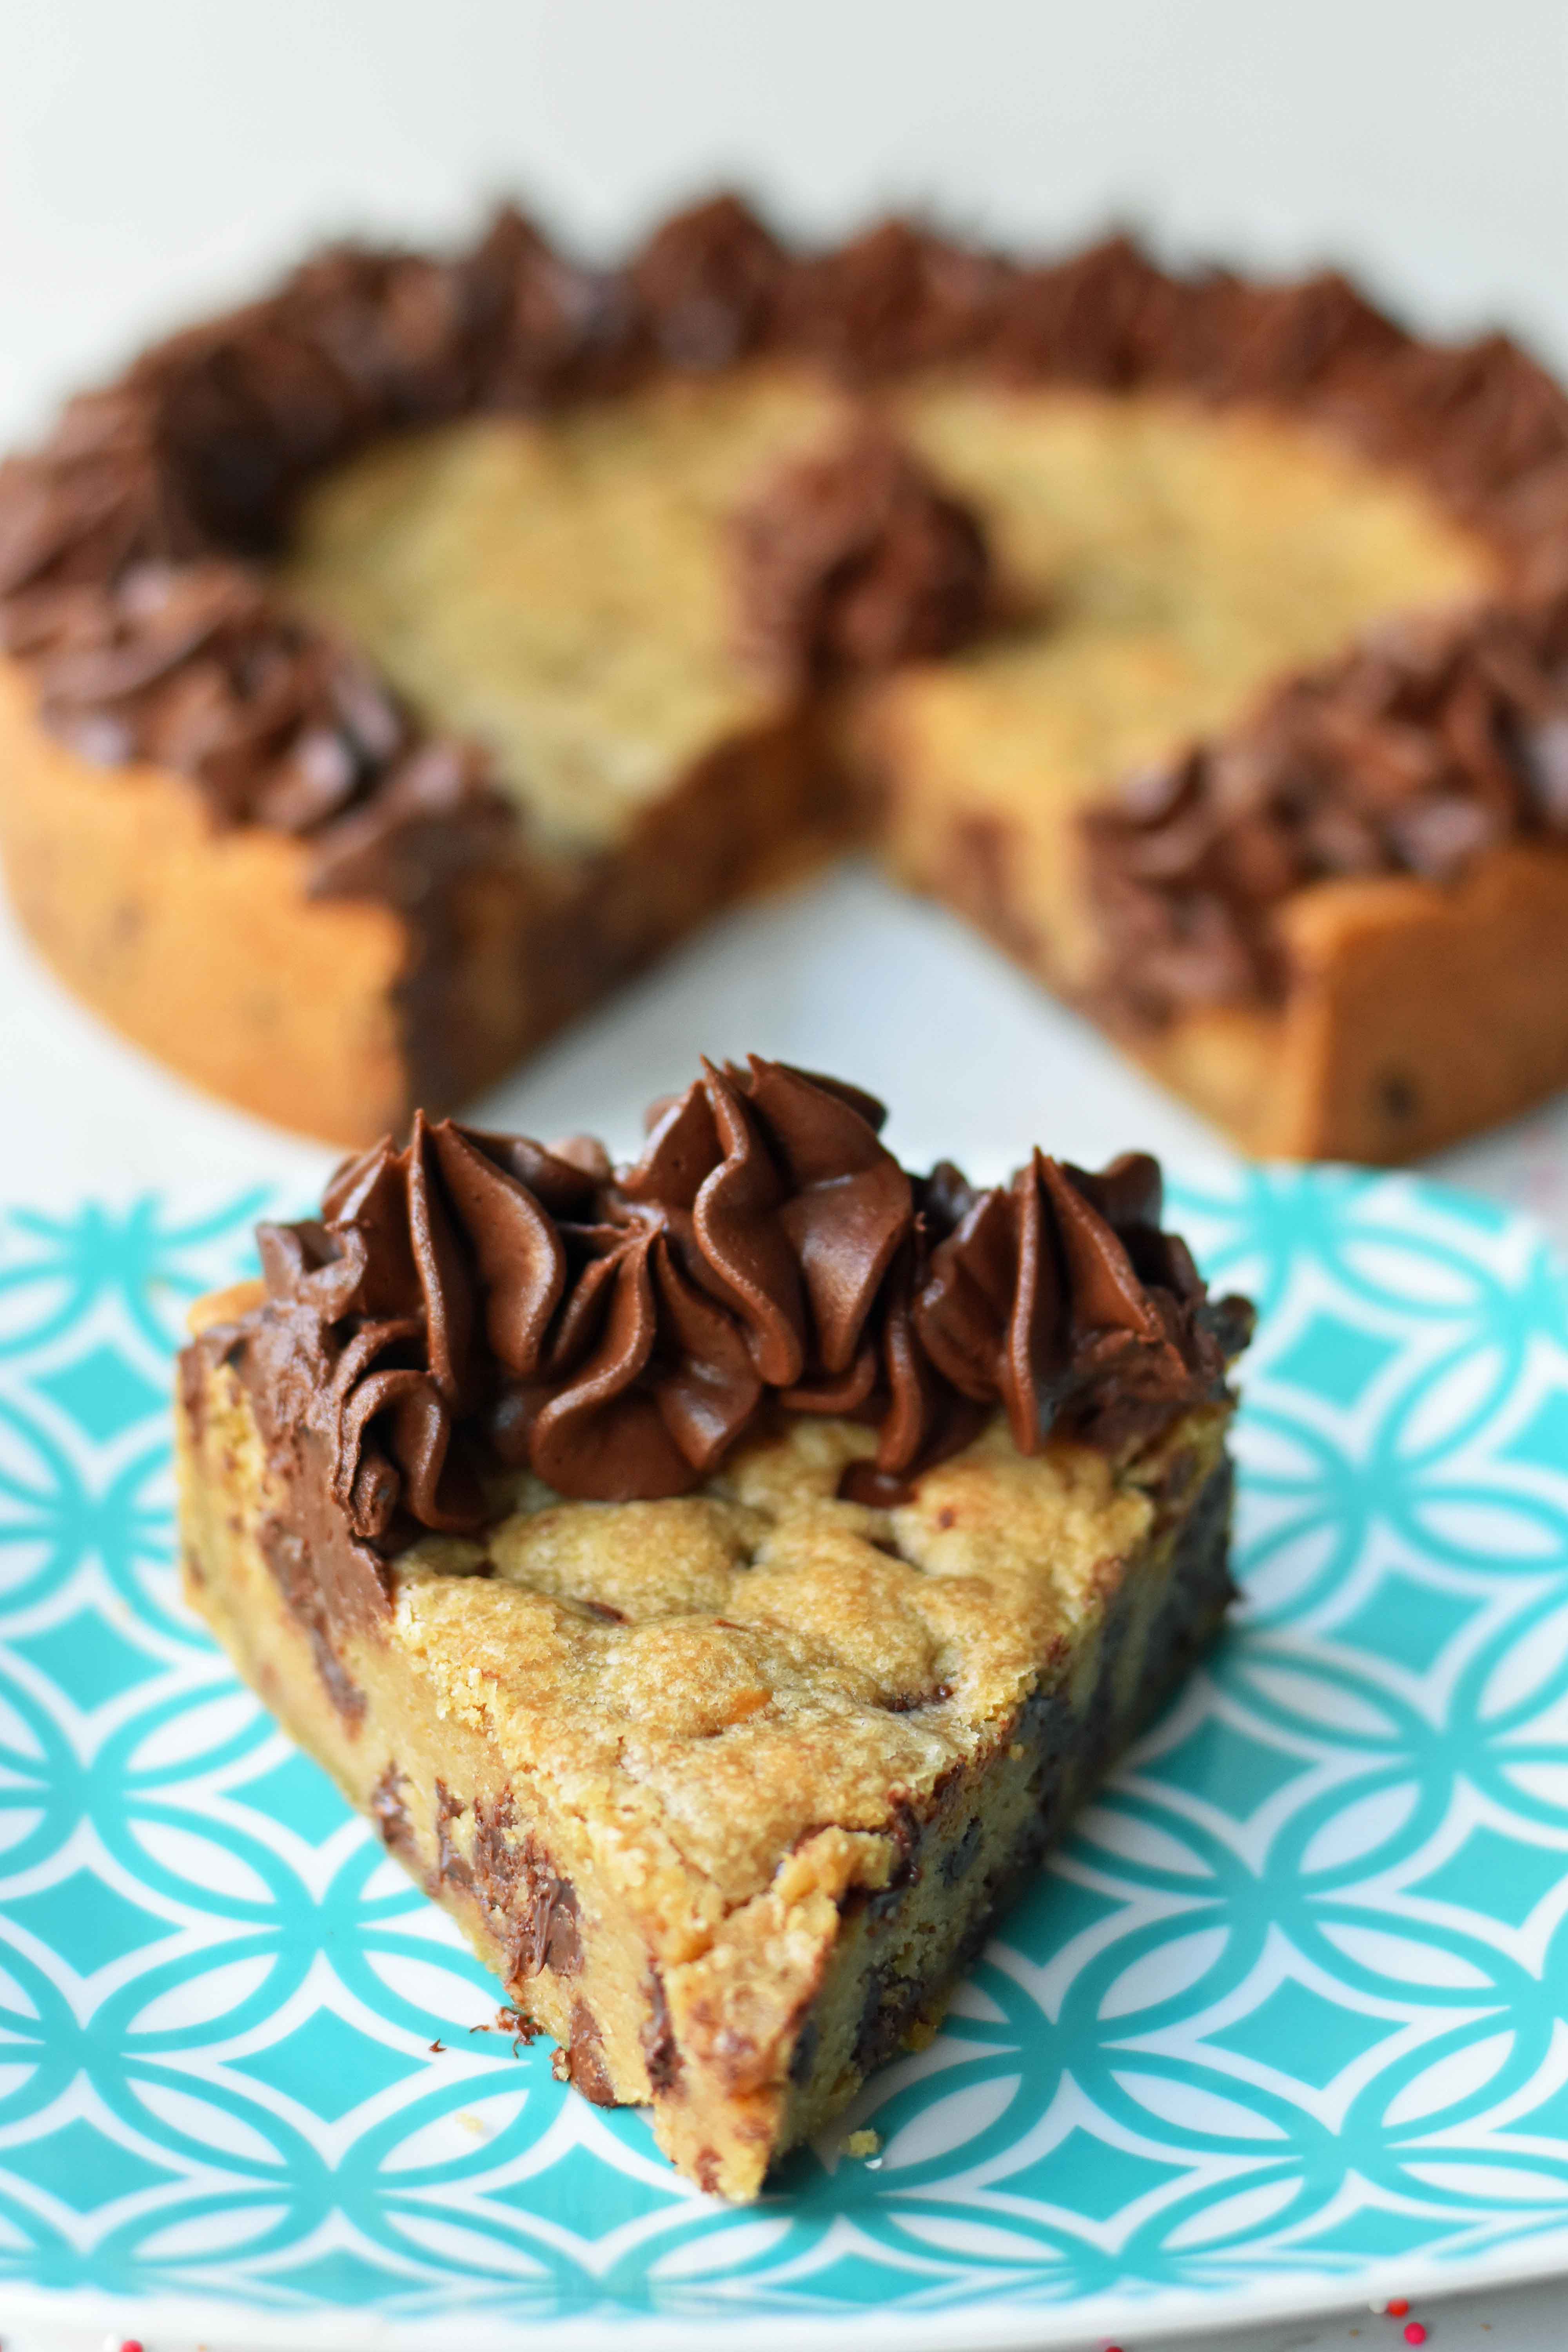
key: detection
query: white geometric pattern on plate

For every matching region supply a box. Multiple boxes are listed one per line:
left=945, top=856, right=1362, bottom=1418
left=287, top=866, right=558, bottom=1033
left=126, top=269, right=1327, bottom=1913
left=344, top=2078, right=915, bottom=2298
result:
left=3, top=1167, right=1568, bottom=2345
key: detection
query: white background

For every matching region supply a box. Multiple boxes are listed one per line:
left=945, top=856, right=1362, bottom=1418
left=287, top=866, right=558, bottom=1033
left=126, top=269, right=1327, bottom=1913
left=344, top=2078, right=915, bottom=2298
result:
left=1, top=0, right=1566, bottom=446
left=3, top=6, right=1568, bottom=2345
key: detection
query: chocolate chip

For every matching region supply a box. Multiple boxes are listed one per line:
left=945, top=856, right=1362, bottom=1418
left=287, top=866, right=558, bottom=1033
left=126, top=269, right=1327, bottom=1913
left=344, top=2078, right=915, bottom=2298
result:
left=852, top=1968, right=891, bottom=2072
left=882, top=1681, right=954, bottom=1713
left=472, top=1790, right=519, bottom=1907
left=641, top=1966, right=681, bottom=2093
left=305, top=1615, right=366, bottom=1725
left=940, top=1816, right=983, bottom=1886
left=788, top=2011, right=821, bottom=2088
left=470, top=1792, right=582, bottom=1980
left=1378, top=1070, right=1421, bottom=1122
left=867, top=1799, right=924, bottom=1921
left=565, top=2000, right=616, bottom=2106
left=433, top=1779, right=471, bottom=1889
left=852, top=1962, right=929, bottom=2073
left=369, top=1761, right=412, bottom=1851
left=1016, top=1677, right=1072, bottom=1769
left=543, top=1878, right=582, bottom=1976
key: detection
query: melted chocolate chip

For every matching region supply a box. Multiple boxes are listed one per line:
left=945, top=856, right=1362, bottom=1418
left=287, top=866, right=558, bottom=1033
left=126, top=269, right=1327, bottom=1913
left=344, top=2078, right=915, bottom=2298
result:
left=263, top=1505, right=374, bottom=1731
left=1379, top=1070, right=1421, bottom=1122
left=867, top=1798, right=924, bottom=1924
left=470, top=1789, right=581, bottom=1980
left=542, top=1877, right=582, bottom=1977
left=370, top=1762, right=412, bottom=1851
left=788, top=2010, right=821, bottom=2088
left=433, top=1780, right=471, bottom=1890
left=851, top=1962, right=931, bottom=2075
left=471, top=1790, right=519, bottom=1909
left=882, top=1681, right=954, bottom=1714
left=641, top=1966, right=681, bottom=2093
left=940, top=1816, right=984, bottom=1887
left=565, top=1999, right=616, bottom=2106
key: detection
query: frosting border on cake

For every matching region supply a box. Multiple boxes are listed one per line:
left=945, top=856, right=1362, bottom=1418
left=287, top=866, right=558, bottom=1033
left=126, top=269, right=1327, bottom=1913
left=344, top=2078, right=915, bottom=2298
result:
left=180, top=1057, right=1252, bottom=1710
left=4, top=194, right=1568, bottom=1040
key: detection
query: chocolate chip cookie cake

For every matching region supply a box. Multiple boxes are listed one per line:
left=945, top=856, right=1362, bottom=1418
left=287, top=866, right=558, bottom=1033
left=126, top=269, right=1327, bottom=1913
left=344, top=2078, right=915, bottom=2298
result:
left=175, top=1057, right=1253, bottom=2198
left=5, top=196, right=1568, bottom=1157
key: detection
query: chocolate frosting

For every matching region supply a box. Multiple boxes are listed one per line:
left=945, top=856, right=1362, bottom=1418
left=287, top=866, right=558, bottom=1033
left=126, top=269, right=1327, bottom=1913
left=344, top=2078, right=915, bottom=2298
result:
left=5, top=192, right=1568, bottom=1025
left=631, top=194, right=789, bottom=370
left=1085, top=594, right=1568, bottom=1019
left=204, top=1061, right=1251, bottom=1585
left=731, top=428, right=993, bottom=686
left=779, top=218, right=1016, bottom=377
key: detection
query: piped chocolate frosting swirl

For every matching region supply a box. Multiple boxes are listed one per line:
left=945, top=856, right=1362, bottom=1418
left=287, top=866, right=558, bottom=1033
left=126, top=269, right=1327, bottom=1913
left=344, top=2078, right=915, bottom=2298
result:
left=226, top=1058, right=1251, bottom=1550
left=1085, top=595, right=1568, bottom=1019
left=731, top=428, right=993, bottom=688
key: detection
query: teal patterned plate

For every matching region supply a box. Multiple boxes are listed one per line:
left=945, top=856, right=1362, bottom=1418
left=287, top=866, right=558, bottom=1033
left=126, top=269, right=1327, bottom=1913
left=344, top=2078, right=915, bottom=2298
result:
left=4, top=1166, right=1568, bottom=2350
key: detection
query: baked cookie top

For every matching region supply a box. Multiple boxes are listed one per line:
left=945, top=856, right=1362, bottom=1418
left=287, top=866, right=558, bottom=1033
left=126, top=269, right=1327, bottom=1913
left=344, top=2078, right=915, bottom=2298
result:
left=385, top=1401, right=1227, bottom=1940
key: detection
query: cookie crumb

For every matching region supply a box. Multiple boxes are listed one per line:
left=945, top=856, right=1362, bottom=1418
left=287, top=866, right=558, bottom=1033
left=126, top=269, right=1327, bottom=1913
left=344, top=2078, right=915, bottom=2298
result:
left=844, top=2127, right=881, bottom=2159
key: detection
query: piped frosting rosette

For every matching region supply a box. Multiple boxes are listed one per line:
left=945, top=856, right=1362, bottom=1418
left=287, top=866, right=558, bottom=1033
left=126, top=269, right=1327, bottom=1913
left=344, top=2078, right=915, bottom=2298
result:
left=252, top=1057, right=1252, bottom=1538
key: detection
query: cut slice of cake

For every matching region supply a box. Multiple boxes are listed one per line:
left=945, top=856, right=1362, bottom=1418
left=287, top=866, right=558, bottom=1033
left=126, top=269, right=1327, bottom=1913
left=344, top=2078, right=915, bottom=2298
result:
left=6, top=198, right=1568, bottom=1159
left=176, top=1057, right=1252, bottom=2198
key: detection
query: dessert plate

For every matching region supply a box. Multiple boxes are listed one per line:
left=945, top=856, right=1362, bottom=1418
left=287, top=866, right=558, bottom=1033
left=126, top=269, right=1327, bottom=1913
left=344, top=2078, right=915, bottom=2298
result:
left=3, top=1163, right=1568, bottom=2350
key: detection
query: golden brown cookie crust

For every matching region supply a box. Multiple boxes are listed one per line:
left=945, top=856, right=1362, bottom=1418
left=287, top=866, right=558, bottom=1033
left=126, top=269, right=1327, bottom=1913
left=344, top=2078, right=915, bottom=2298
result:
left=0, top=659, right=413, bottom=1140
left=0, top=646, right=842, bottom=1144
